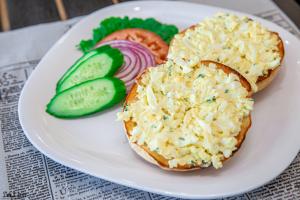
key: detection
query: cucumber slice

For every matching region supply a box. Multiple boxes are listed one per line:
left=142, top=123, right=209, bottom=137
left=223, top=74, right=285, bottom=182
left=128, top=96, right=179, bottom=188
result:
left=47, top=77, right=126, bottom=118
left=56, top=45, right=123, bottom=93
left=56, top=45, right=111, bottom=88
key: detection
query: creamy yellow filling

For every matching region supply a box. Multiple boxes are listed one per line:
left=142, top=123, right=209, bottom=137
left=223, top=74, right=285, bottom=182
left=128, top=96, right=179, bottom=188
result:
left=118, top=61, right=253, bottom=169
left=168, top=13, right=281, bottom=91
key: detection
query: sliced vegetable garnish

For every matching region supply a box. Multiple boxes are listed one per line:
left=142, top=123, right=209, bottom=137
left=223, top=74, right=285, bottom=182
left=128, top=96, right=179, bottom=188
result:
left=47, top=77, right=126, bottom=118
left=99, top=40, right=155, bottom=91
left=99, top=28, right=169, bottom=64
left=79, top=16, right=179, bottom=52
left=56, top=45, right=123, bottom=93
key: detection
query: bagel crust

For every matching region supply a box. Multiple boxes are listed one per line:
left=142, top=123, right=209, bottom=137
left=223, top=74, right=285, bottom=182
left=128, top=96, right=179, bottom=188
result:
left=120, top=60, right=253, bottom=171
left=168, top=13, right=285, bottom=92
left=256, top=32, right=284, bottom=91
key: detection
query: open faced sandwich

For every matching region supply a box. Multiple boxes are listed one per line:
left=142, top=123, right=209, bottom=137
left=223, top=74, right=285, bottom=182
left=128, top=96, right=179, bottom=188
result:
left=168, top=13, right=284, bottom=92
left=118, top=60, right=253, bottom=171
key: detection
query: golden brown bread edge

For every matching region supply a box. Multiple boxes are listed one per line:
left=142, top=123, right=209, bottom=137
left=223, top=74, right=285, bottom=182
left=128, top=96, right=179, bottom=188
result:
left=256, top=32, right=284, bottom=91
left=123, top=60, right=252, bottom=171
left=172, top=26, right=285, bottom=92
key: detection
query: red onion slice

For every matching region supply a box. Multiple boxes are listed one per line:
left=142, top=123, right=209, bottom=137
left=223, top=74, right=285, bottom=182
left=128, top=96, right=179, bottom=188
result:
left=115, top=48, right=139, bottom=78
left=97, top=40, right=156, bottom=92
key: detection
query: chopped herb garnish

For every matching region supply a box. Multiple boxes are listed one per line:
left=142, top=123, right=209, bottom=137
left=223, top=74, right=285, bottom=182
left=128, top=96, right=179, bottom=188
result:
left=245, top=70, right=249, bottom=74
left=179, top=137, right=185, bottom=141
left=197, top=73, right=205, bottom=78
left=168, top=65, right=172, bottom=76
left=201, top=160, right=209, bottom=166
left=242, top=106, right=248, bottom=110
left=163, top=115, right=169, bottom=120
left=225, top=89, right=229, bottom=93
left=191, top=160, right=197, bottom=166
left=206, top=96, right=216, bottom=103
left=151, top=125, right=157, bottom=129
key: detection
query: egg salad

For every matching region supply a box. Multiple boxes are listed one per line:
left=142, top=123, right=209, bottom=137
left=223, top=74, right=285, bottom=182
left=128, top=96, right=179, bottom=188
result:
left=118, top=61, right=253, bottom=169
left=168, top=13, right=281, bottom=91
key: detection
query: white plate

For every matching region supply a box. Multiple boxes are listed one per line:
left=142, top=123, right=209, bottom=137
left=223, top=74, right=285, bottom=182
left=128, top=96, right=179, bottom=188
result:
left=18, top=1, right=300, bottom=199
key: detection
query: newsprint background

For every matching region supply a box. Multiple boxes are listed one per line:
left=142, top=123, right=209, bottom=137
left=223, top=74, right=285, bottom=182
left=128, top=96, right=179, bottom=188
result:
left=0, top=0, right=299, bottom=199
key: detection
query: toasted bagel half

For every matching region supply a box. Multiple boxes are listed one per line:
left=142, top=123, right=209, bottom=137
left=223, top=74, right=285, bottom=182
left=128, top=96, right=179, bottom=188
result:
left=256, top=32, right=284, bottom=91
left=121, top=60, right=252, bottom=171
left=168, top=14, right=285, bottom=92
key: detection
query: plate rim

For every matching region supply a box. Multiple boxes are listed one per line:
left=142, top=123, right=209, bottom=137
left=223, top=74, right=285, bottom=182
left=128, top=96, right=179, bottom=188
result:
left=18, top=1, right=300, bottom=199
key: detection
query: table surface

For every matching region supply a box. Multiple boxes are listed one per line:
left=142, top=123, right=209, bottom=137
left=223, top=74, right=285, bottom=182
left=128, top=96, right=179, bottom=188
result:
left=0, top=0, right=299, bottom=32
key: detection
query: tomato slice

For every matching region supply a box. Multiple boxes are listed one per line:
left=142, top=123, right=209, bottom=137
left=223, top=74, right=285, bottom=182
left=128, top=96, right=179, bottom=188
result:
left=99, top=28, right=168, bottom=64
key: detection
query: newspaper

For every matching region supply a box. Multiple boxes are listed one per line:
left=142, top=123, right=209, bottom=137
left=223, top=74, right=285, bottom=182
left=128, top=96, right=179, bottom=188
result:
left=0, top=0, right=299, bottom=199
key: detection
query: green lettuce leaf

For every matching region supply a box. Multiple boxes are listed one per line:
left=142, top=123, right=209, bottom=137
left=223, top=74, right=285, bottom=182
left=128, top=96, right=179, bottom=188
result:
left=78, top=16, right=179, bottom=52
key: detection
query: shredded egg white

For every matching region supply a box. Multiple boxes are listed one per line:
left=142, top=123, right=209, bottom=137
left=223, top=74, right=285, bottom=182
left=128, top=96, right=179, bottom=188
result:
left=168, top=13, right=281, bottom=91
left=118, top=61, right=253, bottom=169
